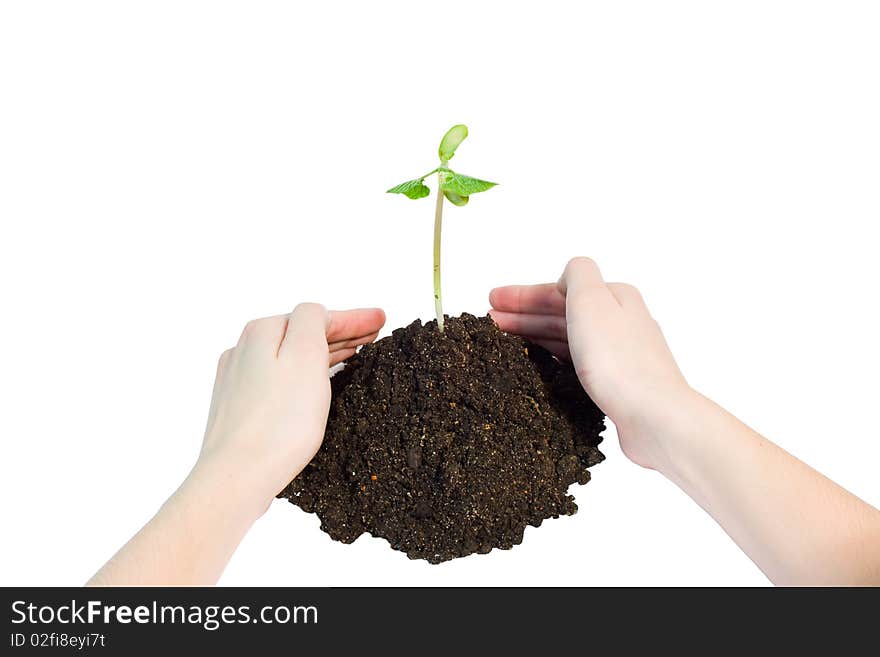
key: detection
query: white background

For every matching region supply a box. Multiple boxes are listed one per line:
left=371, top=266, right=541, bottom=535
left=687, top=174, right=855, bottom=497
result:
left=1, top=1, right=878, bottom=586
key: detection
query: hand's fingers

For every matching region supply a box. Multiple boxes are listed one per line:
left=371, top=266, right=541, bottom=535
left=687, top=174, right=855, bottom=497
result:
left=329, top=330, right=380, bottom=353
left=557, top=257, right=618, bottom=316
left=329, top=348, right=357, bottom=367
left=529, top=339, right=571, bottom=361
left=326, top=308, right=386, bottom=343
left=236, top=315, right=289, bottom=348
left=489, top=284, right=565, bottom=315
left=278, top=303, right=330, bottom=362
left=489, top=310, right=568, bottom=342
left=607, top=283, right=648, bottom=312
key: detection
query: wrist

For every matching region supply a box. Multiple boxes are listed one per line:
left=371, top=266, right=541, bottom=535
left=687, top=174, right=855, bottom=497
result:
left=644, top=388, right=727, bottom=483
left=615, top=385, right=711, bottom=476
left=183, top=452, right=273, bottom=526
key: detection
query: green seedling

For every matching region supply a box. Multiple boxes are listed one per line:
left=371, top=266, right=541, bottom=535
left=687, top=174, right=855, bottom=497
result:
left=387, top=124, right=497, bottom=332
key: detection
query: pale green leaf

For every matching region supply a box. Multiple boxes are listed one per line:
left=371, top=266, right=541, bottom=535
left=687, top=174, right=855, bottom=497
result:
left=387, top=178, right=430, bottom=200
left=438, top=124, right=468, bottom=162
left=441, top=172, right=497, bottom=197
left=443, top=189, right=469, bottom=206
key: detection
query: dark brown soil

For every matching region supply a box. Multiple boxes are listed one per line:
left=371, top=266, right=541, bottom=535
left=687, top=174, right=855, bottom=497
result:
left=280, top=313, right=605, bottom=563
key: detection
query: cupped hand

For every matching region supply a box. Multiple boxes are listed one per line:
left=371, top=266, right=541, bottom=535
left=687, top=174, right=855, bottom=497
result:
left=490, top=257, right=692, bottom=470
left=196, top=303, right=385, bottom=513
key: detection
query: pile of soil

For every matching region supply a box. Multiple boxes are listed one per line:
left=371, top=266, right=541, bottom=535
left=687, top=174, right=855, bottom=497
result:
left=280, top=313, right=605, bottom=563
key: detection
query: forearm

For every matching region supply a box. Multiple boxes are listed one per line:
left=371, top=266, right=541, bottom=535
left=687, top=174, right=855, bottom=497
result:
left=659, top=391, right=880, bottom=585
left=88, top=458, right=264, bottom=586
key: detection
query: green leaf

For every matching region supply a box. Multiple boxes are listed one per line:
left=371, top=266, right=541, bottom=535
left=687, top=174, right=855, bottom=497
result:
left=438, top=124, right=468, bottom=163
left=440, top=172, right=497, bottom=197
left=443, top=189, right=469, bottom=206
left=387, top=177, right=430, bottom=200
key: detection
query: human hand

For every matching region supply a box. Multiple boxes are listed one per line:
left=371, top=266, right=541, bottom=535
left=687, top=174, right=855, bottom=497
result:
left=489, top=257, right=692, bottom=471
left=195, top=303, right=386, bottom=516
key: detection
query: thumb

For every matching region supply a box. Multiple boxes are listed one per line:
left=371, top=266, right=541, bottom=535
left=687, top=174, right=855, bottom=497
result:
left=557, top=257, right=617, bottom=317
left=278, top=303, right=330, bottom=365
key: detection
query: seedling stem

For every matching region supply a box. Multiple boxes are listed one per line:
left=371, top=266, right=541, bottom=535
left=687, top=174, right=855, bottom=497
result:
left=433, top=168, right=446, bottom=330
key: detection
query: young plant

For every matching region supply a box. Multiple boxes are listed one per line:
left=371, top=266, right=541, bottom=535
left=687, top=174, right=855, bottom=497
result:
left=387, top=124, right=497, bottom=332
